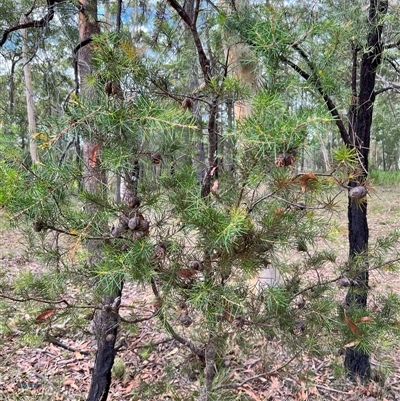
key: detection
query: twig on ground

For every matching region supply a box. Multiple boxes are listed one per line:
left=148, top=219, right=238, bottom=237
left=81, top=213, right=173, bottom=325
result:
left=45, top=335, right=91, bottom=356
left=315, top=384, right=351, bottom=395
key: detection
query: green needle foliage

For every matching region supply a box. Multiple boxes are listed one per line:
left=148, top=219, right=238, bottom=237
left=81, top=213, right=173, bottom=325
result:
left=1, top=4, right=400, bottom=397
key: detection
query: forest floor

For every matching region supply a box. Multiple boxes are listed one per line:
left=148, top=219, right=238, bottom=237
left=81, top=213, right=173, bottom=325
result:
left=0, top=186, right=400, bottom=401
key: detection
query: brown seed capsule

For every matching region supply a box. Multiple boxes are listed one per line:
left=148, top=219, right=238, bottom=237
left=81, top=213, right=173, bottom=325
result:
left=293, top=321, right=306, bottom=335
left=33, top=221, right=46, bottom=232
left=123, top=190, right=141, bottom=209
left=104, top=81, right=113, bottom=95
left=275, top=152, right=295, bottom=167
left=151, top=152, right=162, bottom=164
left=349, top=186, right=368, bottom=199
left=338, top=277, right=351, bottom=287
left=177, top=301, right=187, bottom=311
left=180, top=312, right=193, bottom=327
left=118, top=213, right=130, bottom=227
left=155, top=243, right=167, bottom=259
left=128, top=217, right=141, bottom=230
left=104, top=80, right=121, bottom=97
left=120, top=244, right=129, bottom=252
left=132, top=230, right=145, bottom=240
left=138, top=219, right=150, bottom=232
left=181, top=97, right=193, bottom=109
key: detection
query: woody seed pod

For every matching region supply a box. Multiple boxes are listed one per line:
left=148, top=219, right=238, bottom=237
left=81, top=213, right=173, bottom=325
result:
left=275, top=152, right=295, bottom=167
left=293, top=321, right=306, bottom=335
left=139, top=219, right=150, bottom=232
left=123, top=190, right=140, bottom=209
left=151, top=152, right=162, bottom=164
left=180, top=312, right=193, bottom=327
left=189, top=260, right=202, bottom=270
left=155, top=243, right=167, bottom=259
left=349, top=186, right=368, bottom=199
left=33, top=221, right=46, bottom=232
left=338, top=277, right=351, bottom=287
left=181, top=97, right=193, bottom=109
left=128, top=217, right=141, bottom=230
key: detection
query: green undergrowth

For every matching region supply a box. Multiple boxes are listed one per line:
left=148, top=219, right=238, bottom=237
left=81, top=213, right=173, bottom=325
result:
left=369, top=170, right=400, bottom=186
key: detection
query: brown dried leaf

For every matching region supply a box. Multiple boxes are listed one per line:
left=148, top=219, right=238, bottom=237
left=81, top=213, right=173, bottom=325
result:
left=35, top=309, right=55, bottom=323
left=344, top=312, right=361, bottom=336
left=299, top=172, right=317, bottom=193
left=242, top=386, right=262, bottom=401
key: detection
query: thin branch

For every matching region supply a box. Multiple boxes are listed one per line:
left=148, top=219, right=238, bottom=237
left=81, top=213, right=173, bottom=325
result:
left=374, top=86, right=397, bottom=96
left=0, top=293, right=70, bottom=306
left=163, top=319, right=205, bottom=358
left=247, top=191, right=276, bottom=213
left=167, top=0, right=211, bottom=82
left=282, top=45, right=350, bottom=145
left=72, top=37, right=93, bottom=94
left=150, top=277, right=205, bottom=358
left=0, top=0, right=57, bottom=47
left=290, top=257, right=400, bottom=301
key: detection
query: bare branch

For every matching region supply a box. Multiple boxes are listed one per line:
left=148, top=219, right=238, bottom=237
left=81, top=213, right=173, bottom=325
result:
left=167, top=0, right=211, bottom=82
left=0, top=0, right=58, bottom=47
left=283, top=45, right=350, bottom=145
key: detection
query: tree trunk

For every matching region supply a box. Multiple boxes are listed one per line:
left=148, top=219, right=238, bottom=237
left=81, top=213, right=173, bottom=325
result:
left=86, top=295, right=121, bottom=401
left=20, top=14, right=39, bottom=164
left=77, top=2, right=121, bottom=400
left=343, top=0, right=388, bottom=381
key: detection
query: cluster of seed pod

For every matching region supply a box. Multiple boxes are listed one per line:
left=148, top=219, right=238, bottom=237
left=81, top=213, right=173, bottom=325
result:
left=111, top=190, right=149, bottom=240
left=338, top=276, right=359, bottom=287
left=128, top=215, right=150, bottom=239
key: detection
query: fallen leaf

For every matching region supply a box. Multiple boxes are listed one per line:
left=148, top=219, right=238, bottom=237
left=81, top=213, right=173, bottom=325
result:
left=242, top=386, right=262, bottom=401
left=344, top=341, right=359, bottom=348
left=356, top=316, right=374, bottom=323
left=35, top=309, right=55, bottom=323
left=75, top=351, right=84, bottom=360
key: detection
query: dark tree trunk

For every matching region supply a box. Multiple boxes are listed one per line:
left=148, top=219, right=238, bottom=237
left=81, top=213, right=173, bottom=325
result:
left=86, top=293, right=122, bottom=401
left=343, top=0, right=387, bottom=381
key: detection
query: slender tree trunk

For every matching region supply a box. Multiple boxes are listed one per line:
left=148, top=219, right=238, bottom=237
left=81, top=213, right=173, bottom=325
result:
left=77, top=2, right=121, bottom=400
left=20, top=14, right=39, bottom=164
left=343, top=0, right=388, bottom=381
